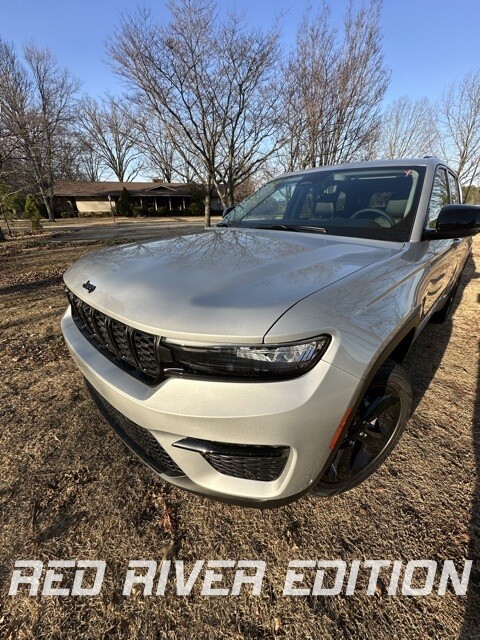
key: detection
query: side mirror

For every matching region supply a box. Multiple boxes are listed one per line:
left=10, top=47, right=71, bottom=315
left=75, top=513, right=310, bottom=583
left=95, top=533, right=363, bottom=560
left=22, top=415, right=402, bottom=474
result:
left=424, top=204, right=480, bottom=240
left=223, top=206, right=235, bottom=218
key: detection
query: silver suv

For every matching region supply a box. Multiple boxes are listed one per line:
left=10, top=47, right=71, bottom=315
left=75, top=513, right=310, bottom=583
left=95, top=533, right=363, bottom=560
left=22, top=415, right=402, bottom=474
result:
left=61, top=158, right=479, bottom=507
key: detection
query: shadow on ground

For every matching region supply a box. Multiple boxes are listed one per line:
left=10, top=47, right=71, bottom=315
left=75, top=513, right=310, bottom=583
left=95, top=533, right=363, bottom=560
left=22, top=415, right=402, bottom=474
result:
left=401, top=253, right=479, bottom=638
left=460, top=253, right=480, bottom=640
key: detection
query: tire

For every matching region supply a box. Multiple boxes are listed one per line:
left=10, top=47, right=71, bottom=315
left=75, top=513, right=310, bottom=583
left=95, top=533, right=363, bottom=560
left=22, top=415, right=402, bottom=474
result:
left=429, top=279, right=459, bottom=324
left=311, top=359, right=413, bottom=497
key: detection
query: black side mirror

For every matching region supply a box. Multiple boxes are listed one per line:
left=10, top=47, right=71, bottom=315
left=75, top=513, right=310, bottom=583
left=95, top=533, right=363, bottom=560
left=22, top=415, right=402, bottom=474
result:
left=424, top=204, right=480, bottom=240
left=223, top=206, right=235, bottom=218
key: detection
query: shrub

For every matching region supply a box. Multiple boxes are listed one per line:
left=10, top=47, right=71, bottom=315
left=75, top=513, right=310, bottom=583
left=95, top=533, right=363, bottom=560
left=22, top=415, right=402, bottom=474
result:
left=185, top=200, right=203, bottom=216
left=24, top=194, right=42, bottom=231
left=115, top=188, right=133, bottom=217
left=184, top=204, right=203, bottom=216
left=132, top=205, right=142, bottom=216
left=0, top=184, right=26, bottom=216
left=136, top=203, right=150, bottom=216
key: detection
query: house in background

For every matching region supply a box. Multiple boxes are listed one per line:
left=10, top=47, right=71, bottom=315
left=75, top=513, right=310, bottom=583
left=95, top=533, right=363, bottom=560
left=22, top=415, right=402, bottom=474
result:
left=53, top=180, right=223, bottom=215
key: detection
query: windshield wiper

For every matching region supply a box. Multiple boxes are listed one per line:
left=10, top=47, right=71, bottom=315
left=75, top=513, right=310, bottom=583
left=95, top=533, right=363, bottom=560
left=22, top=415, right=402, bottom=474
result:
left=253, top=224, right=327, bottom=234
left=217, top=222, right=327, bottom=234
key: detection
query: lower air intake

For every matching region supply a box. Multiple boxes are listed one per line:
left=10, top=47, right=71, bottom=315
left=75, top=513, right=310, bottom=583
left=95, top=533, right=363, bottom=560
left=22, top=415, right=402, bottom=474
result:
left=174, top=438, right=290, bottom=481
left=85, top=379, right=184, bottom=477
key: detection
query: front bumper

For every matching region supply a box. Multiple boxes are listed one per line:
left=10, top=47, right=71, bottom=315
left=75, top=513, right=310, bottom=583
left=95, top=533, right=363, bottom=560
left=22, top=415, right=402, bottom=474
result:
left=61, top=307, right=363, bottom=506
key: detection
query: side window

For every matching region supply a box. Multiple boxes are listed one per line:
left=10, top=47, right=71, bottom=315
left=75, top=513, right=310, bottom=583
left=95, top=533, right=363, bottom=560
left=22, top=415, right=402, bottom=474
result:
left=248, top=185, right=291, bottom=219
left=448, top=172, right=460, bottom=204
left=426, top=168, right=449, bottom=228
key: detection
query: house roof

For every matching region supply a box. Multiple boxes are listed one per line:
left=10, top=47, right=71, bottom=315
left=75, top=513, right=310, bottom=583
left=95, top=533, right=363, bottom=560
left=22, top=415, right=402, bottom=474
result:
left=54, top=181, right=194, bottom=198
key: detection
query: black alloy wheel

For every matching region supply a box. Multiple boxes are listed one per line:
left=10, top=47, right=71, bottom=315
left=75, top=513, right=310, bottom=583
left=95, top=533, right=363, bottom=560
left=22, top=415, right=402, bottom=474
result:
left=312, top=359, right=412, bottom=496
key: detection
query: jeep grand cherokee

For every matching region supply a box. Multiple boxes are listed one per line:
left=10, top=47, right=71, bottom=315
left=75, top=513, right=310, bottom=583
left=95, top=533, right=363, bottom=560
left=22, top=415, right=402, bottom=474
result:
left=61, top=158, right=479, bottom=507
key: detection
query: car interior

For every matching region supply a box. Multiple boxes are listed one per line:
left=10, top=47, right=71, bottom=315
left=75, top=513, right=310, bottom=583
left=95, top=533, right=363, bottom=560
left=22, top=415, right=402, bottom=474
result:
left=227, top=167, right=424, bottom=241
left=288, top=171, right=419, bottom=229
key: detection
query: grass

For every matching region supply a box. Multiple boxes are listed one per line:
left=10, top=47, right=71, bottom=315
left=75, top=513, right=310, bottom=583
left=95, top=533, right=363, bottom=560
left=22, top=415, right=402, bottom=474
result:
left=0, top=234, right=479, bottom=639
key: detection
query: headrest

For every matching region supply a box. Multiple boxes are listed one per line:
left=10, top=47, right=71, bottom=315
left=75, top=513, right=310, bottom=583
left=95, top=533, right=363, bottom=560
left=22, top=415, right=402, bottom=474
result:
left=314, top=202, right=334, bottom=217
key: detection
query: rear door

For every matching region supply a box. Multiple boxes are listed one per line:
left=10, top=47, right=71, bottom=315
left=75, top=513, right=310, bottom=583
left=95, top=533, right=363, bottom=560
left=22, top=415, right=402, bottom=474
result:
left=422, top=166, right=458, bottom=316
left=446, top=169, right=471, bottom=280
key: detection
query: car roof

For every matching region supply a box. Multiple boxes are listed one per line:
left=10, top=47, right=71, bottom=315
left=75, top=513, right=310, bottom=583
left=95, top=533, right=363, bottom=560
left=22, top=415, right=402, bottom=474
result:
left=280, top=157, right=451, bottom=178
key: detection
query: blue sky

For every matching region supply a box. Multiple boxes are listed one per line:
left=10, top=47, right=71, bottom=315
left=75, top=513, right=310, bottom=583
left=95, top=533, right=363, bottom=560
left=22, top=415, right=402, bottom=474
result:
left=1, top=0, right=479, bottom=104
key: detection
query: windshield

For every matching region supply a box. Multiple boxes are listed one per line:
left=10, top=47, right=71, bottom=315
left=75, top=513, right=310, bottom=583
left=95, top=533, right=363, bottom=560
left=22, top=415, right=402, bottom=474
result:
left=221, top=166, right=426, bottom=242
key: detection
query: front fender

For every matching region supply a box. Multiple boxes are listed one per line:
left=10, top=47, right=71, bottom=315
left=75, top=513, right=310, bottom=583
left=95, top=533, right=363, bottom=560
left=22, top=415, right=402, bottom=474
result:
left=264, top=248, right=426, bottom=379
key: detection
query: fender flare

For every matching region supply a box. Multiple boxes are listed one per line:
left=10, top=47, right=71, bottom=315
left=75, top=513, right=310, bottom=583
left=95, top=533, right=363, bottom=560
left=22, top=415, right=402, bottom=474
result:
left=310, top=313, right=421, bottom=497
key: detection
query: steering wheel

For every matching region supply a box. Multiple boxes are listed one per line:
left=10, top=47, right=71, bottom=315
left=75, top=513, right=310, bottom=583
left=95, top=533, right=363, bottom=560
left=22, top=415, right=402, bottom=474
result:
left=351, top=208, right=395, bottom=227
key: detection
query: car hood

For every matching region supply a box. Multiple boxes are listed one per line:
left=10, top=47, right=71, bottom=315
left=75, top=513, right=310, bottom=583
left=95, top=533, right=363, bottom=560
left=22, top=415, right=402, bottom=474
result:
left=63, top=228, right=402, bottom=343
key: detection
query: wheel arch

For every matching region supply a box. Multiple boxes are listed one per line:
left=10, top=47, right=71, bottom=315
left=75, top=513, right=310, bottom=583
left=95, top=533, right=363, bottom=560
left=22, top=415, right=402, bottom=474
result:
left=311, top=314, right=420, bottom=496
left=387, top=327, right=417, bottom=365
left=360, top=315, right=420, bottom=391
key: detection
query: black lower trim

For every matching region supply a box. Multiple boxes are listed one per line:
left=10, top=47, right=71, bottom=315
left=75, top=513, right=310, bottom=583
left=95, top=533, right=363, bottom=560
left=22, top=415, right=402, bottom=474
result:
left=174, top=438, right=290, bottom=482
left=85, top=379, right=185, bottom=478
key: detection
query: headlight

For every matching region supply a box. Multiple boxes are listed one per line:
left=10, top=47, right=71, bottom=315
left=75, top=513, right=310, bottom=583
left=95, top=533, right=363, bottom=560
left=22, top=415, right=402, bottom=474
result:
left=163, top=336, right=330, bottom=380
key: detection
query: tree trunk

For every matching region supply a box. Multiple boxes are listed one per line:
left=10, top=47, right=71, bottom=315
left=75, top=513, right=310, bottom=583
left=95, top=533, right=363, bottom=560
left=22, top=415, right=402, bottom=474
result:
left=226, top=172, right=235, bottom=207
left=1, top=206, right=12, bottom=236
left=204, top=188, right=211, bottom=228
left=46, top=195, right=55, bottom=222
left=39, top=191, right=55, bottom=222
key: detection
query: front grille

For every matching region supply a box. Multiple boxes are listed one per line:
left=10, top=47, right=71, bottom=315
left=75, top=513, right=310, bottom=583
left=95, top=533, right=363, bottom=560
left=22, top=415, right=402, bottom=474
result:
left=68, top=290, right=161, bottom=384
left=85, top=379, right=184, bottom=477
left=174, top=438, right=290, bottom=481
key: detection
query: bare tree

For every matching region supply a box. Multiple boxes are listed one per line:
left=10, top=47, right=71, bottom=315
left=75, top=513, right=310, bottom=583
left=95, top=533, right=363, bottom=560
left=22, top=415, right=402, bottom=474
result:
left=212, top=11, right=281, bottom=207
left=376, top=96, right=437, bottom=159
left=0, top=39, right=80, bottom=220
left=278, top=5, right=335, bottom=170
left=0, top=106, right=19, bottom=186
left=78, top=96, right=143, bottom=181
left=76, top=141, right=109, bottom=181
left=437, top=71, right=480, bottom=199
left=0, top=40, right=29, bottom=201
left=280, top=0, right=389, bottom=170
left=107, top=0, right=280, bottom=224
left=131, top=108, right=184, bottom=183
left=108, top=2, right=220, bottom=224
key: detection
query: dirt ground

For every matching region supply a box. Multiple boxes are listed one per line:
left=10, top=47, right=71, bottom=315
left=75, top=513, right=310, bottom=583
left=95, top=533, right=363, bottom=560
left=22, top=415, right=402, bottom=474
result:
left=0, top=232, right=479, bottom=640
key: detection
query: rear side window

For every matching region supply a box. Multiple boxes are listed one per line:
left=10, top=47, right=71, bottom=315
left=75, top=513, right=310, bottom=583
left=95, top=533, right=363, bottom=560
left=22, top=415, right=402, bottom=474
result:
left=426, top=168, right=449, bottom=229
left=448, top=172, right=460, bottom=204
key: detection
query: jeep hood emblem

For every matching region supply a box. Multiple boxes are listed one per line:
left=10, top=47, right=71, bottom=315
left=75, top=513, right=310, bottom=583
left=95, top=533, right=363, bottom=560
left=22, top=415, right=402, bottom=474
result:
left=82, top=280, right=96, bottom=294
